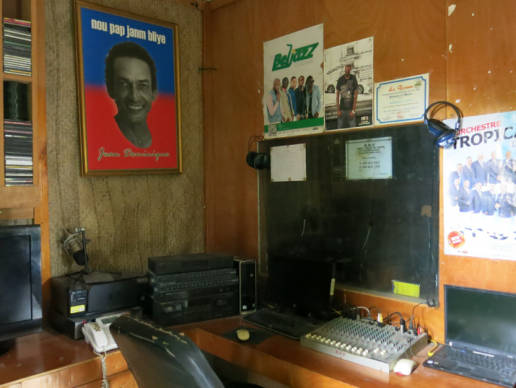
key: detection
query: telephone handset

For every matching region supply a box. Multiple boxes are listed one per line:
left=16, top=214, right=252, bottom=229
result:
left=82, top=312, right=126, bottom=353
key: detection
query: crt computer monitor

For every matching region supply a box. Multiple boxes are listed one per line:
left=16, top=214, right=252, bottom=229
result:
left=0, top=225, right=42, bottom=353
left=267, top=255, right=335, bottom=318
left=445, top=285, right=516, bottom=356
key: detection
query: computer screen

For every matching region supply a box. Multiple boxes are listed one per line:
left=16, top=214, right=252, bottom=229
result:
left=267, top=256, right=335, bottom=317
left=446, top=285, right=516, bottom=355
left=0, top=225, right=42, bottom=343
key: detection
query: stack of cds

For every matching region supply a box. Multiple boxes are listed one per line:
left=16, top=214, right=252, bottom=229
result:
left=3, top=18, right=32, bottom=76
left=4, top=82, right=32, bottom=186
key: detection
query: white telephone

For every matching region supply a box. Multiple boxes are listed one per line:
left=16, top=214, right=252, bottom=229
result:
left=82, top=312, right=126, bottom=353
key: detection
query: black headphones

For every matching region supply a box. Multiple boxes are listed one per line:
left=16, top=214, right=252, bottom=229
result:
left=246, top=135, right=269, bottom=170
left=246, top=151, right=270, bottom=170
left=424, top=101, right=462, bottom=148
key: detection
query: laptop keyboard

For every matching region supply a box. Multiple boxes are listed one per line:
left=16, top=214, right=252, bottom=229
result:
left=243, top=309, right=321, bottom=339
left=443, top=347, right=516, bottom=375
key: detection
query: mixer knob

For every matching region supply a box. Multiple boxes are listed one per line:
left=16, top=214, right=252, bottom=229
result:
left=305, top=334, right=311, bottom=339
left=325, top=339, right=331, bottom=344
left=358, top=348, right=363, bottom=353
left=363, top=350, right=369, bottom=355
left=373, top=348, right=379, bottom=353
left=346, top=345, right=351, bottom=350
left=380, top=350, right=386, bottom=356
left=340, top=344, right=346, bottom=349
left=352, top=347, right=357, bottom=352
left=330, top=341, right=336, bottom=345
left=336, top=342, right=341, bottom=347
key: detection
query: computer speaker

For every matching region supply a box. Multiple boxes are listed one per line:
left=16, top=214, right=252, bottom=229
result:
left=234, top=258, right=257, bottom=315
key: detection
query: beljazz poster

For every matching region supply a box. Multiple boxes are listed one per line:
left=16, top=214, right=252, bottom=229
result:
left=443, top=112, right=516, bottom=260
left=263, top=24, right=324, bottom=139
left=75, top=1, right=181, bottom=176
left=324, top=37, right=374, bottom=131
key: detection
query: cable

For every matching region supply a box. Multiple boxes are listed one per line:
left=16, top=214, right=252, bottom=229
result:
left=247, top=135, right=264, bottom=152
left=94, top=351, right=110, bottom=388
left=368, top=306, right=380, bottom=314
left=332, top=308, right=342, bottom=315
left=383, top=312, right=404, bottom=322
left=428, top=340, right=439, bottom=356
left=355, top=306, right=371, bottom=318
left=412, top=302, right=425, bottom=318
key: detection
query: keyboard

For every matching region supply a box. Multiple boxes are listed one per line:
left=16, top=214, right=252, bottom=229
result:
left=243, top=309, right=323, bottom=339
left=441, top=347, right=516, bottom=375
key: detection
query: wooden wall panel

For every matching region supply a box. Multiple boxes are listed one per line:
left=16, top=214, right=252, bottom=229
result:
left=204, top=0, right=516, bottom=343
left=205, top=0, right=447, bottom=261
left=442, top=1, right=516, bottom=296
left=45, top=0, right=204, bottom=276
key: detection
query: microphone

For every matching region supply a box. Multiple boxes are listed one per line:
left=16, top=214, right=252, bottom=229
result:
left=61, top=228, right=89, bottom=267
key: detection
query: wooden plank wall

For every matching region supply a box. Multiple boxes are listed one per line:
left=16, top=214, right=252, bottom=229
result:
left=204, top=0, right=516, bottom=342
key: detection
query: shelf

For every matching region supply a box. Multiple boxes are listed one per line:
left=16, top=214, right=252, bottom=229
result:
left=0, top=185, right=40, bottom=208
left=2, top=72, right=32, bottom=83
left=0, top=207, right=33, bottom=220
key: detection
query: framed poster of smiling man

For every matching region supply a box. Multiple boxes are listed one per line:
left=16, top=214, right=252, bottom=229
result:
left=74, top=1, right=181, bottom=176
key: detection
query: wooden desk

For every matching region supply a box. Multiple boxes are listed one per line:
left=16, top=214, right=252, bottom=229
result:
left=174, top=316, right=499, bottom=388
left=0, top=318, right=500, bottom=388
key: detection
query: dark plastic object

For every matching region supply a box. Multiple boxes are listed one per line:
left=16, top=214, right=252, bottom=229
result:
left=110, top=315, right=261, bottom=388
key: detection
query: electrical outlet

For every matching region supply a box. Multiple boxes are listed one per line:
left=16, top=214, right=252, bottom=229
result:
left=426, top=299, right=439, bottom=308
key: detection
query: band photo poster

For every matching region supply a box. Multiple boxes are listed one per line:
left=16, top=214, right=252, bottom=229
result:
left=324, top=37, right=374, bottom=131
left=75, top=1, right=181, bottom=176
left=263, top=24, right=324, bottom=139
left=443, top=112, right=516, bottom=261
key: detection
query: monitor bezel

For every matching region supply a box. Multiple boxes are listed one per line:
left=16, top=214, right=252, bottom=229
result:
left=444, top=284, right=516, bottom=358
left=0, top=225, right=42, bottom=342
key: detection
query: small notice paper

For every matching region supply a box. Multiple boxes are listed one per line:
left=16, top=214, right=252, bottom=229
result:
left=271, top=144, right=306, bottom=182
left=346, top=137, right=392, bottom=180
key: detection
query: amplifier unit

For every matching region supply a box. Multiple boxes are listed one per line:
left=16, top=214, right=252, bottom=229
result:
left=148, top=253, right=233, bottom=275
left=151, top=292, right=239, bottom=326
left=234, top=258, right=257, bottom=315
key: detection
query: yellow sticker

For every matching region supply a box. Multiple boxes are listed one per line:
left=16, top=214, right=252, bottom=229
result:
left=70, top=305, right=86, bottom=314
left=330, top=278, right=335, bottom=296
left=392, top=280, right=420, bottom=298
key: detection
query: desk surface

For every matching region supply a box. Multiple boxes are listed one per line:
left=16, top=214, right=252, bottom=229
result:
left=0, top=317, right=500, bottom=388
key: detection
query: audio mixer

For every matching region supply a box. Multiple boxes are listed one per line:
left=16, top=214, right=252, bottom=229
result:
left=300, top=317, right=428, bottom=372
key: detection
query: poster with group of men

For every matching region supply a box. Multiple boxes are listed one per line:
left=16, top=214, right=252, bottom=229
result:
left=263, top=24, right=373, bottom=139
left=444, top=112, right=516, bottom=261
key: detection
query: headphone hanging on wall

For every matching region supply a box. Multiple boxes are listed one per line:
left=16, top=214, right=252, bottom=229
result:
left=246, top=135, right=270, bottom=170
left=424, top=101, right=462, bottom=148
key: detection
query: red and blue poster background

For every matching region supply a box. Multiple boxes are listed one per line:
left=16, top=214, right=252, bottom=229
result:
left=79, top=6, right=179, bottom=173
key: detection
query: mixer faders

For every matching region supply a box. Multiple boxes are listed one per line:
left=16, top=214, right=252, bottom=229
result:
left=300, top=317, right=428, bottom=372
